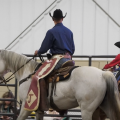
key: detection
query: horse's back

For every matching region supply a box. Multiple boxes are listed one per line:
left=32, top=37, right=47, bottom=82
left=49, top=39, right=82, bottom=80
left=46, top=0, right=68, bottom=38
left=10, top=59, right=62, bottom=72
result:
left=71, top=66, right=104, bottom=85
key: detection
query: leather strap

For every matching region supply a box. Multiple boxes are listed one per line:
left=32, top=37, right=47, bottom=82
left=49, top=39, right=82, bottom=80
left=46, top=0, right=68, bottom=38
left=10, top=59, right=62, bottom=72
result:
left=50, top=74, right=62, bottom=111
left=64, top=54, right=71, bottom=59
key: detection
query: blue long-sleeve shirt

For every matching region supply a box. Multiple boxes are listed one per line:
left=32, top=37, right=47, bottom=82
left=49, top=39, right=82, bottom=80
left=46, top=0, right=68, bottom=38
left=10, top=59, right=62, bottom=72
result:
left=38, top=23, right=75, bottom=55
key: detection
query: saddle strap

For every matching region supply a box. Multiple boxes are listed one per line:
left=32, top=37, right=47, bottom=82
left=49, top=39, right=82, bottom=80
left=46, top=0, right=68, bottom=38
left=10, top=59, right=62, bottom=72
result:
left=50, top=75, right=68, bottom=115
left=50, top=74, right=62, bottom=111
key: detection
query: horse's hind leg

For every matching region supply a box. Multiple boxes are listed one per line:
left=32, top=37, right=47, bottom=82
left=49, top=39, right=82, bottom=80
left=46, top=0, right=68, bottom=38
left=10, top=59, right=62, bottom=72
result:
left=81, top=109, right=93, bottom=120
left=36, top=110, right=44, bottom=120
left=17, top=101, right=31, bottom=120
left=92, top=108, right=101, bottom=120
left=92, top=108, right=106, bottom=120
left=77, top=102, right=92, bottom=120
left=78, top=100, right=100, bottom=120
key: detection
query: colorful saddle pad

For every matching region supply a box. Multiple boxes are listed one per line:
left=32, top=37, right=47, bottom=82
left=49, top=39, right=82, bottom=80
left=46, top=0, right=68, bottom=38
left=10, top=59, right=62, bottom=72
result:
left=24, top=56, right=63, bottom=111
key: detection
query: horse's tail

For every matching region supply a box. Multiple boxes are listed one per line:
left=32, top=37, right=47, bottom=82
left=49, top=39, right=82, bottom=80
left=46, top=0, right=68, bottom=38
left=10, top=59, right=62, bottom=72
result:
left=101, top=71, right=120, bottom=120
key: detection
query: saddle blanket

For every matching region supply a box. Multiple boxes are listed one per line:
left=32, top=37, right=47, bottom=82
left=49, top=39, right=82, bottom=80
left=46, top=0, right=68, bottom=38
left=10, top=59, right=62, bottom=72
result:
left=24, top=75, right=40, bottom=111
left=24, top=56, right=63, bottom=111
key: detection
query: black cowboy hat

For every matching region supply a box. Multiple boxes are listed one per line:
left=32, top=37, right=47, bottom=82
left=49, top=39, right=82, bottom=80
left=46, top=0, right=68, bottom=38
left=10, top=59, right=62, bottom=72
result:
left=114, top=41, right=120, bottom=48
left=49, top=9, right=67, bottom=19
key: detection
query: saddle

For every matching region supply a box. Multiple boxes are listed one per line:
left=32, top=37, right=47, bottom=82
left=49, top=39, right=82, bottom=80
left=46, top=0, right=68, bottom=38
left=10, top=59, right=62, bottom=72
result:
left=48, top=60, right=75, bottom=83
left=39, top=60, right=78, bottom=113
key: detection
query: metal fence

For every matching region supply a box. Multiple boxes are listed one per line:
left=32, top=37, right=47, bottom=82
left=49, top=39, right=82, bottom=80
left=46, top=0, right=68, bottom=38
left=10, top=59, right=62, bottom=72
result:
left=0, top=79, right=18, bottom=120
left=73, top=55, right=116, bottom=66
left=44, top=109, right=82, bottom=120
left=25, top=54, right=116, bottom=66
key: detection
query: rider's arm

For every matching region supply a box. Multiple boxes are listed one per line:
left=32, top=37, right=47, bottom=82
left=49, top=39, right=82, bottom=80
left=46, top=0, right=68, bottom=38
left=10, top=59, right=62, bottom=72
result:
left=103, top=54, right=120, bottom=69
left=38, top=30, right=54, bottom=55
left=71, top=32, right=75, bottom=55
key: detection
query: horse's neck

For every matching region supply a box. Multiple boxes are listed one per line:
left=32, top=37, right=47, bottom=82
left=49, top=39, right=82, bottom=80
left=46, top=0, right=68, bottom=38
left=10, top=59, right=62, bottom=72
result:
left=10, top=61, right=37, bottom=81
left=3, top=51, right=38, bottom=81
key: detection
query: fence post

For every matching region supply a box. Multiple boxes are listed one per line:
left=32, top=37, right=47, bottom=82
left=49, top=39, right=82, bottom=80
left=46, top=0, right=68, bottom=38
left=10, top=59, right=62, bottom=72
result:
left=13, top=79, right=17, bottom=120
left=89, top=56, right=92, bottom=66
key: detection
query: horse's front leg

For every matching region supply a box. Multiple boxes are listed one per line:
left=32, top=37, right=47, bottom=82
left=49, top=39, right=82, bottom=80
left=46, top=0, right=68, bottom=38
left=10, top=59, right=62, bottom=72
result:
left=36, top=110, right=44, bottom=120
left=17, top=101, right=31, bottom=120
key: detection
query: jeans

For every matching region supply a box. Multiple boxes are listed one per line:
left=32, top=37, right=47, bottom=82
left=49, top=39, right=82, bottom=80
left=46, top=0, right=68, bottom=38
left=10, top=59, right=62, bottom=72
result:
left=54, top=58, right=71, bottom=70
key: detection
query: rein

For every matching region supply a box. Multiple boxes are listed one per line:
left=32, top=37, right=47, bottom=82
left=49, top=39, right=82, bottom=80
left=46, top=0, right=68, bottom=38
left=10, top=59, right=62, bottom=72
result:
left=19, top=62, right=42, bottom=86
left=0, top=54, right=44, bottom=84
left=2, top=57, right=34, bottom=83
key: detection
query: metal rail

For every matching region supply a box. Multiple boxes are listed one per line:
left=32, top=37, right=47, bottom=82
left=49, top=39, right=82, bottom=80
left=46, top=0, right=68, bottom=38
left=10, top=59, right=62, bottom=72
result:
left=44, top=114, right=81, bottom=118
left=0, top=79, right=18, bottom=120
left=24, top=54, right=116, bottom=66
left=29, top=109, right=82, bottom=119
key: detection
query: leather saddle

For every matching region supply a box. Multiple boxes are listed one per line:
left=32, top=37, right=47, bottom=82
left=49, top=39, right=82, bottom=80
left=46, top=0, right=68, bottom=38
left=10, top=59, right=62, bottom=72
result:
left=39, top=60, right=78, bottom=114
left=47, top=60, right=75, bottom=83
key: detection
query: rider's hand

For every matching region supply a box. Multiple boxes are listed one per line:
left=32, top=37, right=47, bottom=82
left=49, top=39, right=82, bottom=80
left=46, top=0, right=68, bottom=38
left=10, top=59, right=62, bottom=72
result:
left=34, top=50, right=38, bottom=56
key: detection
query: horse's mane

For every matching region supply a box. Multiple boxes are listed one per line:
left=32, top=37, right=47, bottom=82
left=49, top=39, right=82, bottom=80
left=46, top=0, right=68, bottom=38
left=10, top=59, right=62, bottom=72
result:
left=0, top=50, right=39, bottom=76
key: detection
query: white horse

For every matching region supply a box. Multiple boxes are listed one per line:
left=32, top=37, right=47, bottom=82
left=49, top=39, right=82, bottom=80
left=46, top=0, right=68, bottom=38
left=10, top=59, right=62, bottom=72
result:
left=0, top=49, right=120, bottom=120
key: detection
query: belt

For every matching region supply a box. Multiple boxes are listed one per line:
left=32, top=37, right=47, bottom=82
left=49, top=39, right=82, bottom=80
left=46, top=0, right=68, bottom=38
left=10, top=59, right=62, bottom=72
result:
left=52, top=53, right=65, bottom=56
left=64, top=54, right=71, bottom=59
left=52, top=53, right=72, bottom=59
left=52, top=52, right=71, bottom=56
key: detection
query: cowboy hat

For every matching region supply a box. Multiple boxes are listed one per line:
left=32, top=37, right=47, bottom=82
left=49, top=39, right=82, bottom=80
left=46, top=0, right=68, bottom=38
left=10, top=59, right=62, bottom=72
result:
left=114, top=41, right=120, bottom=48
left=49, top=9, right=67, bottom=19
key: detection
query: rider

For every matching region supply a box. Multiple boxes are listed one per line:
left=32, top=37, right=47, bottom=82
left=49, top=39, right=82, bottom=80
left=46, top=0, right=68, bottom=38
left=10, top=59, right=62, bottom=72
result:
left=103, top=41, right=120, bottom=92
left=103, top=41, right=120, bottom=71
left=34, top=9, right=75, bottom=69
left=103, top=41, right=120, bottom=81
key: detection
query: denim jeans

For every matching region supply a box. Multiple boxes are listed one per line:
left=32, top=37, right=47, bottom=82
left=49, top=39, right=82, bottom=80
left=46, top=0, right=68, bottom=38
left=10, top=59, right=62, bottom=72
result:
left=54, top=58, right=71, bottom=70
